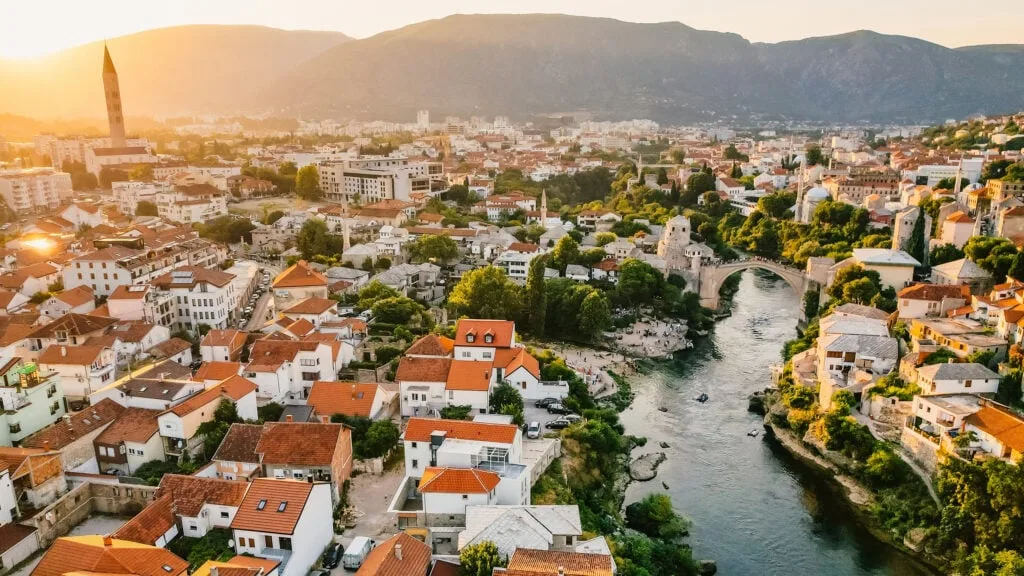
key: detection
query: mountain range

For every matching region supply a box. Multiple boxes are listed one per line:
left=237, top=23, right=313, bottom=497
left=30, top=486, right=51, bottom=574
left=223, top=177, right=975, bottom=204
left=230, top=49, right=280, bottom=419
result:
left=2, top=15, right=1024, bottom=124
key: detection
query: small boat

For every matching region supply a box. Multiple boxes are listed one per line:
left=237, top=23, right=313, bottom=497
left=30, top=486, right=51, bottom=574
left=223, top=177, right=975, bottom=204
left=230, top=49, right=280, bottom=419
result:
left=747, top=429, right=760, bottom=437
left=695, top=393, right=709, bottom=403
left=662, top=482, right=670, bottom=489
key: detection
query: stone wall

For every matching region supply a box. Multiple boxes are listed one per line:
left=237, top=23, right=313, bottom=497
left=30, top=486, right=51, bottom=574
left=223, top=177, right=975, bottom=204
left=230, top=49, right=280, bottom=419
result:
left=899, top=427, right=941, bottom=475
left=22, top=482, right=156, bottom=547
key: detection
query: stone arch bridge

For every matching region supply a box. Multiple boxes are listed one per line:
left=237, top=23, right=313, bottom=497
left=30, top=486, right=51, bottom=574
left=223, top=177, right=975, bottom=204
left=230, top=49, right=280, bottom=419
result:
left=697, top=260, right=808, bottom=309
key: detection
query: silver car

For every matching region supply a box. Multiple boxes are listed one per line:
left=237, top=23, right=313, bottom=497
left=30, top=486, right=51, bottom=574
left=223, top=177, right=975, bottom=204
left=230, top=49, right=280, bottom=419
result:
left=526, top=421, right=541, bottom=439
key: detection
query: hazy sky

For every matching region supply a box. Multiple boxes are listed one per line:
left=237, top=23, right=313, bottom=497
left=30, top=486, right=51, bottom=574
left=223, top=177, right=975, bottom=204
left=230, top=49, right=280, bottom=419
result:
left=3, top=0, right=1022, bottom=58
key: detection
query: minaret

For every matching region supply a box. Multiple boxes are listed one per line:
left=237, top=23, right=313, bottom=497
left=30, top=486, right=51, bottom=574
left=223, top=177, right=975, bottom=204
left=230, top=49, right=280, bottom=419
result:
left=342, top=220, right=351, bottom=252
left=795, top=162, right=806, bottom=223
left=540, top=189, right=548, bottom=224
left=102, top=45, right=127, bottom=148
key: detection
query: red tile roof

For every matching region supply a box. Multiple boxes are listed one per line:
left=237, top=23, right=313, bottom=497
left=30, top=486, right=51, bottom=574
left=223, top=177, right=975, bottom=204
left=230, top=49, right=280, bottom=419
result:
left=256, top=422, right=347, bottom=466
left=446, top=360, right=492, bottom=391
left=418, top=467, right=500, bottom=494
left=22, top=398, right=125, bottom=450
left=283, top=298, right=337, bottom=315
left=273, top=260, right=328, bottom=288
left=96, top=408, right=161, bottom=445
left=307, top=381, right=382, bottom=419
left=403, top=418, right=519, bottom=444
left=156, top=474, right=250, bottom=517
left=54, top=285, right=95, bottom=307
left=113, top=494, right=176, bottom=546
left=454, top=319, right=515, bottom=348
left=32, top=535, right=188, bottom=576
left=38, top=344, right=108, bottom=366
left=396, top=357, right=452, bottom=383
left=230, top=478, right=314, bottom=534
left=505, top=548, right=615, bottom=576
left=193, top=361, right=242, bottom=382
left=355, top=532, right=431, bottom=576
left=405, top=334, right=454, bottom=357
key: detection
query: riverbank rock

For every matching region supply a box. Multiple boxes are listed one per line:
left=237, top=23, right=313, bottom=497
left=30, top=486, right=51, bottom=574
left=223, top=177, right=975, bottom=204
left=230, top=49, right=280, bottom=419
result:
left=698, top=560, right=718, bottom=575
left=659, top=441, right=670, bottom=449
left=747, top=392, right=766, bottom=415
left=903, top=527, right=928, bottom=552
left=628, top=452, right=667, bottom=481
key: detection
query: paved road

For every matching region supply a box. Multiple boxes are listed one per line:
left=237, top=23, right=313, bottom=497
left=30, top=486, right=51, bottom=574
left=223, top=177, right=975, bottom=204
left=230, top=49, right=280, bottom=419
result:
left=244, top=262, right=281, bottom=331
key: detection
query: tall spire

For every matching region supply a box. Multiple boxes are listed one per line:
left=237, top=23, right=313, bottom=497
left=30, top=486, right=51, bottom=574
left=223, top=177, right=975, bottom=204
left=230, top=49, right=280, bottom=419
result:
left=540, top=189, right=548, bottom=223
left=102, top=44, right=116, bottom=74
left=102, top=44, right=126, bottom=148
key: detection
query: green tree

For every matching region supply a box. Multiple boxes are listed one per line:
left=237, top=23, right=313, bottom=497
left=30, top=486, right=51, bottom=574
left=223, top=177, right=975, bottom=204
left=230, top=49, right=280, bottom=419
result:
left=263, top=210, right=285, bottom=225
left=448, top=266, right=522, bottom=320
left=930, top=243, right=964, bottom=267
left=489, top=382, right=525, bottom=425
left=595, top=232, right=617, bottom=246
left=357, top=280, right=401, bottom=310
left=578, top=291, right=612, bottom=340
left=682, top=173, right=715, bottom=206
left=129, top=165, right=154, bottom=181
left=410, top=234, right=459, bottom=263
left=935, top=176, right=969, bottom=191
left=551, top=236, right=580, bottom=273
left=439, top=405, right=473, bottom=420
left=805, top=146, right=824, bottom=166
left=135, top=200, right=159, bottom=217
left=371, top=296, right=424, bottom=324
left=1009, top=251, right=1024, bottom=282
left=905, top=209, right=927, bottom=265
left=525, top=256, right=548, bottom=336
left=617, top=259, right=663, bottom=307
left=625, top=494, right=690, bottom=540
left=459, top=541, right=506, bottom=576
left=656, top=167, right=669, bottom=185
left=296, top=219, right=331, bottom=259
left=361, top=420, right=400, bottom=458
left=757, top=192, right=797, bottom=219
left=295, top=165, right=321, bottom=200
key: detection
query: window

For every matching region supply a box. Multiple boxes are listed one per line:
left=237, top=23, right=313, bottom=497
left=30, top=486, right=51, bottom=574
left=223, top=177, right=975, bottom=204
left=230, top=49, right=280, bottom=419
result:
left=964, top=379, right=972, bottom=388
left=278, top=501, right=288, bottom=512
left=566, top=535, right=574, bottom=545
left=411, top=459, right=418, bottom=469
left=466, top=334, right=475, bottom=343
left=256, top=499, right=267, bottom=510
left=248, top=538, right=255, bottom=548
left=482, top=352, right=492, bottom=359
left=264, top=535, right=273, bottom=548
left=462, top=494, right=468, bottom=500
left=484, top=334, right=493, bottom=343
left=293, top=471, right=304, bottom=480
left=279, top=537, right=292, bottom=551
left=826, top=351, right=842, bottom=358
left=220, top=511, right=230, bottom=519
left=411, top=442, right=418, bottom=448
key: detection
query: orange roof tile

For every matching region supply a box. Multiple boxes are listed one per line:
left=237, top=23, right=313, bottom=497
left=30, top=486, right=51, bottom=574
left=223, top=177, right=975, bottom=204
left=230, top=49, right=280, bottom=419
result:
left=256, top=422, right=347, bottom=466
left=494, top=347, right=540, bottom=378
left=307, top=381, right=381, bottom=419
left=112, top=494, right=176, bottom=546
left=446, top=360, right=492, bottom=391
left=22, top=399, right=125, bottom=449
left=38, top=344, right=108, bottom=366
left=212, top=423, right=263, bottom=464
left=355, top=532, right=431, bottom=576
left=898, top=283, right=969, bottom=301
left=403, top=418, right=519, bottom=444
left=219, top=375, right=257, bottom=400
left=273, top=260, right=328, bottom=288
left=95, top=408, right=161, bottom=445
left=193, top=361, right=242, bottom=382
left=201, top=329, right=247, bottom=350
left=230, top=478, right=313, bottom=534
left=156, top=474, right=250, bottom=517
left=54, top=285, right=95, bottom=307
left=396, top=357, right=452, bottom=383
left=454, top=319, right=515, bottom=348
left=505, top=548, right=615, bottom=576
left=404, top=334, right=454, bottom=357
left=965, top=405, right=1024, bottom=452
left=32, top=535, right=188, bottom=576
left=418, top=467, right=500, bottom=494
left=283, top=297, right=337, bottom=315
left=165, top=386, right=224, bottom=417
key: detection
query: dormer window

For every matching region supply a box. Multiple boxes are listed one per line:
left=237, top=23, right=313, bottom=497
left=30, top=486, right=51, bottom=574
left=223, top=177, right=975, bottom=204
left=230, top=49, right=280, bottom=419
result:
left=484, top=334, right=493, bottom=344
left=466, top=334, right=475, bottom=343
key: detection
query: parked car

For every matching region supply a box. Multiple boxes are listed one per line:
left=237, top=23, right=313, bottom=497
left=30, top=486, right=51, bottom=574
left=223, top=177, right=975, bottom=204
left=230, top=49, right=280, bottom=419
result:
left=561, top=414, right=582, bottom=424
left=545, top=419, right=571, bottom=430
left=526, top=421, right=541, bottom=439
left=535, top=397, right=558, bottom=408
left=343, top=537, right=374, bottom=570
left=546, top=403, right=571, bottom=415
left=321, top=543, right=343, bottom=569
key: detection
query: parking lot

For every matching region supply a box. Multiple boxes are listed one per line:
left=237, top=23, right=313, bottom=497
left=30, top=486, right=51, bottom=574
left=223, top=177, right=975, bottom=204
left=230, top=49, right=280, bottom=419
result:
left=523, top=399, right=578, bottom=436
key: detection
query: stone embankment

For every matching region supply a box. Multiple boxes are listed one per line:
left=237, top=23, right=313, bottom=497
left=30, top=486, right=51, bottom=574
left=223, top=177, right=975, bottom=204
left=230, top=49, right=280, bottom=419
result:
left=628, top=452, right=667, bottom=481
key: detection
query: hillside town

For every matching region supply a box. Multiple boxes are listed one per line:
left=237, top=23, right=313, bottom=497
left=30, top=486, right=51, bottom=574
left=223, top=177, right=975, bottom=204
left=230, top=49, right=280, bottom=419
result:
left=2, top=41, right=1024, bottom=576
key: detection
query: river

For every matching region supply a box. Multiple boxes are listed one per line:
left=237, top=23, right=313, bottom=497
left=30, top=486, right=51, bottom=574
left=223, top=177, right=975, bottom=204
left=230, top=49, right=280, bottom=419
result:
left=619, top=271, right=935, bottom=576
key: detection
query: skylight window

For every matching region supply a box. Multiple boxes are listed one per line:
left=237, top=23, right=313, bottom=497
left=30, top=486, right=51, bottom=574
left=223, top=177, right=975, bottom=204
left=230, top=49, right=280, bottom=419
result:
left=277, top=501, right=288, bottom=512
left=162, top=566, right=173, bottom=573
left=256, top=499, right=267, bottom=510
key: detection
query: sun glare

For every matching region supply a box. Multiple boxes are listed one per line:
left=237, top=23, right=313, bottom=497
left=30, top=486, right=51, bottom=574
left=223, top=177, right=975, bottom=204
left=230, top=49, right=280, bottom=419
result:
left=22, top=237, right=56, bottom=252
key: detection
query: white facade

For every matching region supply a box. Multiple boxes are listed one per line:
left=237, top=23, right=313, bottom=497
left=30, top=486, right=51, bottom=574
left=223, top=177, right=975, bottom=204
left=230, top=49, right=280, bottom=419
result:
left=112, top=181, right=160, bottom=216
left=232, top=483, right=333, bottom=576
left=0, top=168, right=72, bottom=214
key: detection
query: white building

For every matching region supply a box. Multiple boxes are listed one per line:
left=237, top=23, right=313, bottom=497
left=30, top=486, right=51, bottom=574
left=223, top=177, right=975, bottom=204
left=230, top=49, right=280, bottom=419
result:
left=112, top=181, right=160, bottom=216
left=156, top=184, right=229, bottom=224
left=231, top=479, right=334, bottom=576
left=914, top=362, right=1000, bottom=395
left=318, top=156, right=432, bottom=204
left=0, top=168, right=72, bottom=214
left=151, top=267, right=239, bottom=332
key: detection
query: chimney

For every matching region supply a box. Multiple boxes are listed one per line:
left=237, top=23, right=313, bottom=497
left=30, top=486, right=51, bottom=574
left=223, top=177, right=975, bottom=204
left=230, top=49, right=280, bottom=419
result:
left=394, top=543, right=402, bottom=561
left=102, top=535, right=113, bottom=547
left=210, top=567, right=218, bottom=576
left=557, top=568, right=564, bottom=576
left=320, top=415, right=329, bottom=424
left=285, top=414, right=294, bottom=422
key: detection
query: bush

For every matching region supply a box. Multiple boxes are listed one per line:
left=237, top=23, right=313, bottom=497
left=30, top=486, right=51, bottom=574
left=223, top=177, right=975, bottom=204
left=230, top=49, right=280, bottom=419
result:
left=374, top=345, right=404, bottom=365
left=167, top=529, right=233, bottom=570
left=625, top=494, right=689, bottom=540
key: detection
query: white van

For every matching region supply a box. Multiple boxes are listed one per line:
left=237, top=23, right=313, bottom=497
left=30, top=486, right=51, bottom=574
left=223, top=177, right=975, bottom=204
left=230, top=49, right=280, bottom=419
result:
left=342, top=536, right=373, bottom=570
